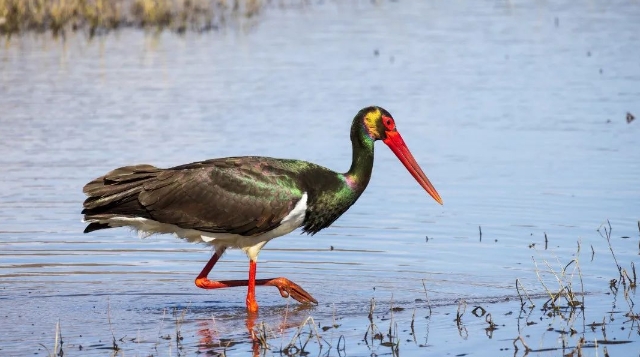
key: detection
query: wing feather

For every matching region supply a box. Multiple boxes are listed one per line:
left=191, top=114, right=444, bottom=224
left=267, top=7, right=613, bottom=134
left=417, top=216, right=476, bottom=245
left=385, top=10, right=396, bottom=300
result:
left=83, top=158, right=306, bottom=236
left=137, top=159, right=303, bottom=236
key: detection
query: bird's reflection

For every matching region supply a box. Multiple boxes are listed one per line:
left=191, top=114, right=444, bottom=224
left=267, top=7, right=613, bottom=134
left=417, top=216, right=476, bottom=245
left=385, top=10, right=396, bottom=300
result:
left=195, top=305, right=315, bottom=356
left=195, top=304, right=318, bottom=356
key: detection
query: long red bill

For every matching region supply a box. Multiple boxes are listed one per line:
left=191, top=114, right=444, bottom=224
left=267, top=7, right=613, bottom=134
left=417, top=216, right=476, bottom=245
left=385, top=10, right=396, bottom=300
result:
left=383, top=131, right=443, bottom=205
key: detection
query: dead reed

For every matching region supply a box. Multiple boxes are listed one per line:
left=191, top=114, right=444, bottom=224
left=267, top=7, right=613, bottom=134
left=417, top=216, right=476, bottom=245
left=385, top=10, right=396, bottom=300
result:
left=513, top=220, right=639, bottom=356
left=598, top=220, right=637, bottom=290
left=0, top=0, right=286, bottom=36
left=38, top=320, right=63, bottom=357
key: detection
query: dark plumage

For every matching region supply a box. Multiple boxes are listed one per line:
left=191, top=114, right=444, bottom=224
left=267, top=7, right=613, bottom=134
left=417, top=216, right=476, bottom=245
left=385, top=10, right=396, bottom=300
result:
left=82, top=157, right=360, bottom=236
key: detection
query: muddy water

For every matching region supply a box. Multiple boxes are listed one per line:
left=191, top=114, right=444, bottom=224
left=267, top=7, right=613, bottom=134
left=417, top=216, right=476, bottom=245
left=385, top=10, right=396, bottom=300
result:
left=1, top=1, right=639, bottom=356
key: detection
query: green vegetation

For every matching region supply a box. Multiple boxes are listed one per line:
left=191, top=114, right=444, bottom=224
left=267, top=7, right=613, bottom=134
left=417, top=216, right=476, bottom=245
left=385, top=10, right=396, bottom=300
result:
left=0, top=0, right=266, bottom=36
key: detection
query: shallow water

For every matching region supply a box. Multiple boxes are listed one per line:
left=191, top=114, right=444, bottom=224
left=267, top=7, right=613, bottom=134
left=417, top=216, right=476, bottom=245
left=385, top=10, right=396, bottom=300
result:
left=1, top=1, right=639, bottom=356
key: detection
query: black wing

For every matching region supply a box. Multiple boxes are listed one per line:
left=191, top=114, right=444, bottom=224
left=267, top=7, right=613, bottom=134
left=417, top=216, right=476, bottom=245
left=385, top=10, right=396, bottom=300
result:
left=82, top=157, right=305, bottom=236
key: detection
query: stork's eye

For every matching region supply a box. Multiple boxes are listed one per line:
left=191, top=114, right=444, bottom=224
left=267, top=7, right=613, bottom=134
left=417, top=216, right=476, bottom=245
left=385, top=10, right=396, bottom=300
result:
left=382, top=116, right=395, bottom=130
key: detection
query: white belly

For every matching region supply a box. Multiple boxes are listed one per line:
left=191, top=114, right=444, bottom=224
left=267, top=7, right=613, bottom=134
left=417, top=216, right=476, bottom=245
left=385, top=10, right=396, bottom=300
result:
left=85, top=193, right=308, bottom=261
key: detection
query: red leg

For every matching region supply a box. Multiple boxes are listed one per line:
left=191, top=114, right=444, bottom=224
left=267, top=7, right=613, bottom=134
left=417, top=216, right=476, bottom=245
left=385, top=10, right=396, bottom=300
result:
left=246, top=260, right=259, bottom=313
left=194, top=248, right=317, bottom=312
left=194, top=247, right=236, bottom=289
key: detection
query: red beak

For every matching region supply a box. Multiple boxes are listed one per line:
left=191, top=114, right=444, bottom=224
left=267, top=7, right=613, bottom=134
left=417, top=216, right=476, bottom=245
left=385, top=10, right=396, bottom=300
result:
left=383, top=131, right=443, bottom=205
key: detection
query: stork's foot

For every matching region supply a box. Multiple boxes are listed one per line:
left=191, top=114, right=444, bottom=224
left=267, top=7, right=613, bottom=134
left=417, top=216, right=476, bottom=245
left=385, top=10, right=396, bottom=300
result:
left=195, top=277, right=229, bottom=289
left=264, top=277, right=318, bottom=305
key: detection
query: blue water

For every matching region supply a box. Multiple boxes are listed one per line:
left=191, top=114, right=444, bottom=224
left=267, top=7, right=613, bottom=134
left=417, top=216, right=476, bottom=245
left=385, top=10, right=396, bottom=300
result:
left=1, top=1, right=639, bottom=356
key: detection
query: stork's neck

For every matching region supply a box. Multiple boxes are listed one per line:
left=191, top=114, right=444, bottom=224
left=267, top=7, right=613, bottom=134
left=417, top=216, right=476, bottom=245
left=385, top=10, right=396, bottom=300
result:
left=299, top=123, right=375, bottom=235
left=344, top=124, right=375, bottom=192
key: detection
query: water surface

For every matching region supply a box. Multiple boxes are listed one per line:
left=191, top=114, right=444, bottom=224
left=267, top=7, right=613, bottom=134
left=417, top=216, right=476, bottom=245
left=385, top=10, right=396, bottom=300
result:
left=1, top=1, right=639, bottom=356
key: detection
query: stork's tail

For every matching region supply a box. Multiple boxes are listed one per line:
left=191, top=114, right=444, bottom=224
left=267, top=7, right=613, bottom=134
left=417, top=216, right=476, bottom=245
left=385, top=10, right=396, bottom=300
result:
left=82, top=164, right=161, bottom=233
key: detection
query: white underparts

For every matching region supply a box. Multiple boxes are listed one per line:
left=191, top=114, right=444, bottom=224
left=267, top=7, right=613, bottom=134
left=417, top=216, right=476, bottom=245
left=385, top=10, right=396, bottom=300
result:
left=85, top=193, right=308, bottom=262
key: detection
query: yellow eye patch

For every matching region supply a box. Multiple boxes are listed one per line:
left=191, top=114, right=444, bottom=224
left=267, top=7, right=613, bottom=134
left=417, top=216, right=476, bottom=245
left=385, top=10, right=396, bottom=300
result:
left=362, top=108, right=382, bottom=138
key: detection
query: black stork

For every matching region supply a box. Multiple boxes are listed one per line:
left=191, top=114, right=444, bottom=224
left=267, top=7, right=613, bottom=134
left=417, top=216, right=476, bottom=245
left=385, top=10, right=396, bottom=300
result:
left=82, top=106, right=443, bottom=313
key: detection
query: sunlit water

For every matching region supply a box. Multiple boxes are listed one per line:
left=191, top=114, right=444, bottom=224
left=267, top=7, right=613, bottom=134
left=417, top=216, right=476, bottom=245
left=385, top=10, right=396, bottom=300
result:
left=1, top=1, right=639, bottom=356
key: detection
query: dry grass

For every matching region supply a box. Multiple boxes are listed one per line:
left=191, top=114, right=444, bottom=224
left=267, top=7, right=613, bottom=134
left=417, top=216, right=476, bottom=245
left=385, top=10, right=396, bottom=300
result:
left=0, top=0, right=297, bottom=36
left=38, top=320, right=63, bottom=357
left=512, top=220, right=639, bottom=356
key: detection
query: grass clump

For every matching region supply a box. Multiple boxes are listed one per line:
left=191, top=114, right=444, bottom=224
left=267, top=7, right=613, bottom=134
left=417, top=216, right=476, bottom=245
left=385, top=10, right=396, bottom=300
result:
left=0, top=0, right=277, bottom=37
left=0, top=0, right=127, bottom=36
